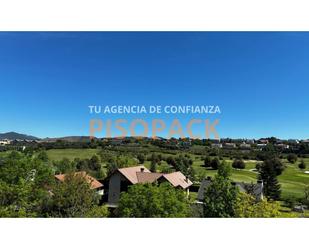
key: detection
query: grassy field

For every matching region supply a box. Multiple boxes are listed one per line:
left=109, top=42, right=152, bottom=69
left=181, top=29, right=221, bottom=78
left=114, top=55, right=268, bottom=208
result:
left=46, top=149, right=309, bottom=199
left=146, top=156, right=309, bottom=200
left=46, top=148, right=100, bottom=161
left=2, top=148, right=308, bottom=200
left=191, top=158, right=309, bottom=199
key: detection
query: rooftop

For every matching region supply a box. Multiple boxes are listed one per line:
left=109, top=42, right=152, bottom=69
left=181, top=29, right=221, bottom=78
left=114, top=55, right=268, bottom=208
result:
left=55, top=171, right=103, bottom=189
left=117, top=166, right=193, bottom=189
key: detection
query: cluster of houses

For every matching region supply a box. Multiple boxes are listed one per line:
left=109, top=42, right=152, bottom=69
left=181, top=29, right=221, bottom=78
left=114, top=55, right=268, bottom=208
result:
left=0, top=139, right=39, bottom=146
left=209, top=138, right=306, bottom=151
left=0, top=139, right=11, bottom=146
left=103, top=137, right=308, bottom=151
left=54, top=165, right=264, bottom=208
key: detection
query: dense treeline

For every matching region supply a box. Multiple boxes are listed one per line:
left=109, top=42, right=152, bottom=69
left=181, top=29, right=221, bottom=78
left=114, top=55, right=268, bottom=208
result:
left=3, top=137, right=309, bottom=160
left=0, top=146, right=308, bottom=217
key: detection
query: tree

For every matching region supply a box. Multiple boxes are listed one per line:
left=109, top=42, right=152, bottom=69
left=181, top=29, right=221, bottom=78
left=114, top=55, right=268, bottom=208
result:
left=287, top=154, right=298, bottom=164
left=149, top=153, right=159, bottom=163
left=0, top=154, right=53, bottom=217
left=172, top=155, right=193, bottom=175
left=210, top=157, right=220, bottom=170
left=258, top=159, right=281, bottom=200
left=48, top=173, right=99, bottom=217
left=203, top=163, right=239, bottom=217
left=187, top=166, right=197, bottom=182
left=0, top=179, right=38, bottom=217
left=54, top=158, right=74, bottom=174
left=298, top=160, right=306, bottom=170
left=166, top=156, right=176, bottom=167
left=232, top=159, right=245, bottom=169
left=203, top=156, right=211, bottom=168
left=150, top=159, right=157, bottom=172
left=89, top=155, right=101, bottom=171
left=217, top=161, right=231, bottom=178
left=263, top=158, right=285, bottom=176
left=118, top=183, right=190, bottom=217
left=137, top=154, right=145, bottom=164
left=235, top=193, right=281, bottom=218
left=74, top=158, right=89, bottom=171
left=97, top=166, right=107, bottom=179
left=85, top=205, right=109, bottom=218
left=106, top=158, right=118, bottom=175
left=303, top=185, right=309, bottom=206
left=37, top=151, right=49, bottom=162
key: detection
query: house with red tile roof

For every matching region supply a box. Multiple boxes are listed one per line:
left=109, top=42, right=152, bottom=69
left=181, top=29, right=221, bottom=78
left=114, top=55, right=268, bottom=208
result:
left=55, top=171, right=104, bottom=195
left=107, top=166, right=192, bottom=206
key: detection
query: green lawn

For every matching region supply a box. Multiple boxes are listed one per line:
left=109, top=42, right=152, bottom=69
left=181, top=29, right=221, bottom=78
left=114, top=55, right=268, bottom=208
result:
left=46, top=148, right=100, bottom=161
left=3, top=147, right=307, bottom=200
left=192, top=158, right=309, bottom=199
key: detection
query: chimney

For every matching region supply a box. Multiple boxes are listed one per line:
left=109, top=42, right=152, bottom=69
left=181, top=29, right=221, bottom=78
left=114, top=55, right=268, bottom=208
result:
left=257, top=180, right=264, bottom=201
left=141, top=167, right=145, bottom=172
left=185, top=177, right=189, bottom=183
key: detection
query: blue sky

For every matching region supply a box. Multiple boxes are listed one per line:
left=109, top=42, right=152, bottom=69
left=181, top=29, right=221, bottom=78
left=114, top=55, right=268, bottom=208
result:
left=0, top=32, right=308, bottom=139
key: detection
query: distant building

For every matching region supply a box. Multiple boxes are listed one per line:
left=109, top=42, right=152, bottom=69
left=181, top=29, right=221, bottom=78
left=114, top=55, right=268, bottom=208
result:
left=223, top=143, right=236, bottom=149
left=107, top=166, right=192, bottom=206
left=0, top=139, right=11, bottom=145
left=275, top=144, right=290, bottom=149
left=257, top=143, right=267, bottom=148
left=111, top=139, right=124, bottom=146
left=211, top=143, right=222, bottom=148
left=240, top=143, right=251, bottom=149
left=245, top=139, right=255, bottom=144
left=288, top=139, right=300, bottom=144
left=258, top=139, right=269, bottom=144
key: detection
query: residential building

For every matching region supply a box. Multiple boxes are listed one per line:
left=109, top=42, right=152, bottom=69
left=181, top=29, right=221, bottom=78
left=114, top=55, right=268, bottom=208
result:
left=55, top=171, right=104, bottom=195
left=223, top=143, right=236, bottom=149
left=245, top=139, right=255, bottom=144
left=240, top=143, right=251, bottom=149
left=288, top=139, right=300, bottom=144
left=107, top=166, right=192, bottom=206
left=258, top=139, right=269, bottom=144
left=0, top=139, right=11, bottom=145
left=275, top=144, right=290, bottom=149
left=257, top=143, right=267, bottom=148
left=211, top=143, right=222, bottom=148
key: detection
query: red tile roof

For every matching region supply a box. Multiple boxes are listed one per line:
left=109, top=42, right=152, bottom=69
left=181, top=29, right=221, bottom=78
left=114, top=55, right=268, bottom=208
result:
left=162, top=172, right=193, bottom=189
left=117, top=166, right=192, bottom=189
left=118, top=166, right=150, bottom=184
left=136, top=172, right=163, bottom=183
left=55, top=171, right=103, bottom=189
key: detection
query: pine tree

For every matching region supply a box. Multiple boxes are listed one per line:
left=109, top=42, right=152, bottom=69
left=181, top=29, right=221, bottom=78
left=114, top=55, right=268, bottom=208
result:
left=258, top=159, right=281, bottom=200
left=150, top=159, right=157, bottom=172
left=204, top=156, right=211, bottom=168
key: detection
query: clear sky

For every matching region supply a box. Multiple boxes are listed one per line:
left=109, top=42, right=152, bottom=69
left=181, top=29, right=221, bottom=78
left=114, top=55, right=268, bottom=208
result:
left=0, top=32, right=308, bottom=139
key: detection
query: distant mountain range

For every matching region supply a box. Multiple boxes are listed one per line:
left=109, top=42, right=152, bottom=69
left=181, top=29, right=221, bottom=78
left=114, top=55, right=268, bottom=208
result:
left=0, top=132, right=307, bottom=142
left=0, top=132, right=98, bottom=142
left=0, top=132, right=40, bottom=140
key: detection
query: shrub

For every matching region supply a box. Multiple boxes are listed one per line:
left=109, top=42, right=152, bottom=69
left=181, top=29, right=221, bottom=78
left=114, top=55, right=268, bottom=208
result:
left=232, top=159, right=246, bottom=169
left=210, top=157, right=220, bottom=170
left=287, top=154, right=298, bottom=164
left=298, top=160, right=306, bottom=170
